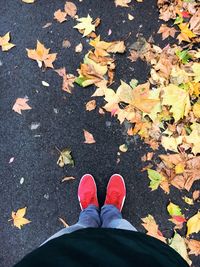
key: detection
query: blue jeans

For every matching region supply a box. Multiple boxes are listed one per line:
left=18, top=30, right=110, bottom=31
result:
left=42, top=205, right=137, bottom=245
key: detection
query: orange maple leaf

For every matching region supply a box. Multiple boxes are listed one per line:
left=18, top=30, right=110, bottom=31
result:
left=55, top=68, right=75, bottom=93
left=54, top=9, right=67, bottom=23
left=158, top=24, right=177, bottom=40
left=83, top=129, right=96, bottom=144
left=10, top=207, right=31, bottom=229
left=12, top=98, right=32, bottom=114
left=26, top=40, right=57, bottom=68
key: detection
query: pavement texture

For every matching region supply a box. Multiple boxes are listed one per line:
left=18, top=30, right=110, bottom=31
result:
left=0, top=1, right=199, bottom=267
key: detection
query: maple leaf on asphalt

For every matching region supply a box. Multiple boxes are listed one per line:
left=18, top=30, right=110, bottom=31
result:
left=74, top=15, right=96, bottom=37
left=64, top=1, right=77, bottom=18
left=12, top=98, right=32, bottom=114
left=86, top=100, right=96, bottom=111
left=169, top=232, right=192, bottom=265
left=187, top=211, right=200, bottom=237
left=54, top=9, right=67, bottom=23
left=115, top=0, right=131, bottom=7
left=56, top=148, right=74, bottom=167
left=55, top=68, right=75, bottom=93
left=167, top=202, right=186, bottom=229
left=11, top=207, right=31, bottom=229
left=141, top=214, right=166, bottom=243
left=83, top=130, right=96, bottom=144
left=26, top=40, right=57, bottom=69
left=158, top=24, right=177, bottom=40
left=0, top=32, right=15, bottom=51
left=185, top=239, right=200, bottom=256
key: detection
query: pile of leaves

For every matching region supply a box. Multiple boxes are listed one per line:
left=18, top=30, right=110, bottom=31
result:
left=2, top=0, right=200, bottom=266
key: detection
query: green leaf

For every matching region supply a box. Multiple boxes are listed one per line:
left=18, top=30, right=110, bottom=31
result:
left=147, top=169, right=162, bottom=191
left=75, top=76, right=88, bottom=87
left=167, top=202, right=182, bottom=216
left=176, top=49, right=191, bottom=64
left=129, top=79, right=138, bottom=89
left=174, top=16, right=183, bottom=25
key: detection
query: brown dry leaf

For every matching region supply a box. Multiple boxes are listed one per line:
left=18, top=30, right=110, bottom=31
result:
left=107, top=41, right=126, bottom=53
left=0, top=32, right=15, bottom=51
left=185, top=239, right=200, bottom=256
left=193, top=190, right=200, bottom=201
left=115, top=0, right=131, bottom=7
left=26, top=40, right=57, bottom=69
left=141, top=214, right=166, bottom=243
left=12, top=98, right=32, bottom=114
left=64, top=1, right=77, bottom=18
left=86, top=100, right=96, bottom=111
left=83, top=130, right=96, bottom=144
left=62, top=39, right=71, bottom=48
left=158, top=24, right=177, bottom=40
left=54, top=9, right=67, bottom=23
left=11, top=207, right=31, bottom=229
left=62, top=176, right=75, bottom=182
left=55, top=68, right=75, bottom=93
left=189, top=9, right=200, bottom=35
left=128, top=50, right=139, bottom=62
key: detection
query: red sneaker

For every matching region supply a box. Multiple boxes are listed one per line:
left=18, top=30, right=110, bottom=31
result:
left=104, top=174, right=126, bottom=212
left=78, top=174, right=99, bottom=210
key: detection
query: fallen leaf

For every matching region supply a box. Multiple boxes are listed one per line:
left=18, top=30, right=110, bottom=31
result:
left=187, top=212, right=200, bottom=237
left=192, top=190, right=200, bottom=201
left=42, top=22, right=52, bottom=29
left=128, top=14, right=134, bottom=21
left=64, top=1, right=77, bottom=18
left=167, top=202, right=186, bottom=228
left=141, top=214, right=166, bottom=243
left=42, top=81, right=50, bottom=87
left=0, top=32, right=15, bottom=51
left=186, top=239, right=200, bottom=256
left=147, top=169, right=163, bottom=191
left=86, top=100, right=96, bottom=111
left=182, top=196, right=194, bottom=205
left=56, top=148, right=74, bottom=167
left=169, top=232, right=192, bottom=265
left=74, top=15, right=96, bottom=37
left=158, top=24, right=177, bottom=40
left=27, top=40, right=57, bottom=69
left=62, top=39, right=71, bottom=48
left=22, top=0, right=35, bottom=3
left=12, top=98, right=32, bottom=114
left=11, top=207, right=31, bottom=229
left=115, top=0, right=131, bottom=7
left=54, top=9, right=67, bottom=23
left=62, top=176, right=75, bottom=182
left=75, top=43, right=83, bottom=53
left=55, top=68, right=75, bottom=93
left=119, top=144, right=128, bottom=152
left=83, top=130, right=96, bottom=144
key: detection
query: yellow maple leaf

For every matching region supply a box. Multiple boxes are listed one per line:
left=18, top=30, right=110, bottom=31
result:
left=192, top=63, right=200, bottom=83
left=185, top=123, right=200, bottom=155
left=162, top=84, right=191, bottom=122
left=0, top=32, right=15, bottom=51
left=26, top=40, right=57, bottom=68
left=177, top=23, right=196, bottom=43
left=187, top=212, right=200, bottom=237
left=74, top=15, right=95, bottom=37
left=11, top=207, right=31, bottom=229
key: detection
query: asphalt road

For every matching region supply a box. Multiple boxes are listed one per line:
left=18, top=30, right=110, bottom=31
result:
left=0, top=0, right=199, bottom=266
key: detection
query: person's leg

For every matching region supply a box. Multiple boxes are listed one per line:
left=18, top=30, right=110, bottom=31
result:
left=41, top=174, right=100, bottom=245
left=101, top=174, right=137, bottom=231
left=42, top=205, right=100, bottom=245
left=101, top=204, right=137, bottom=231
